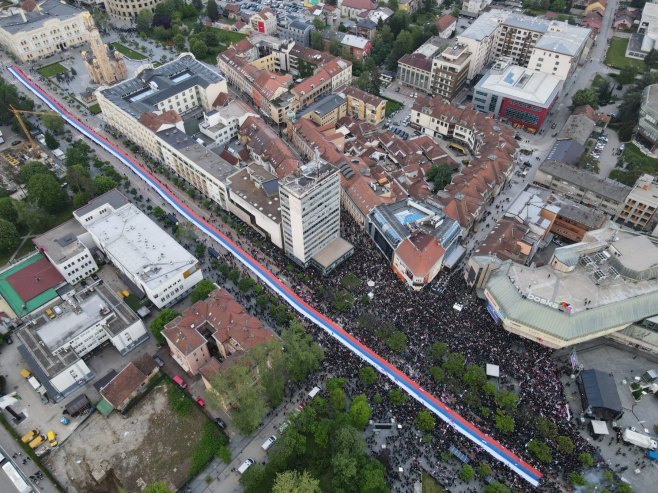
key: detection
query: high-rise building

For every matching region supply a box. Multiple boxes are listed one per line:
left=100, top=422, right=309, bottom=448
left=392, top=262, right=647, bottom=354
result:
left=81, top=12, right=127, bottom=86
left=279, top=155, right=352, bottom=272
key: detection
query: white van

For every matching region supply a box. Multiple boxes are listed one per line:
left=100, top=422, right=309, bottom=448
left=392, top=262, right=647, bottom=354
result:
left=237, top=458, right=254, bottom=474
left=261, top=435, right=277, bottom=451
left=53, top=305, right=63, bottom=315
left=308, top=386, right=320, bottom=399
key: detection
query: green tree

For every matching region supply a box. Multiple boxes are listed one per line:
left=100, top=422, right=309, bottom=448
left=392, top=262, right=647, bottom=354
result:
left=389, top=0, right=399, bottom=10
left=494, top=410, right=515, bottom=434
left=44, top=131, right=59, bottom=150
left=578, top=451, right=594, bottom=467
left=617, top=66, right=639, bottom=85
left=136, top=9, right=154, bottom=33
left=477, top=463, right=492, bottom=478
left=463, top=364, right=487, bottom=388
left=359, top=458, right=388, bottom=493
left=14, top=201, right=53, bottom=233
left=349, top=394, right=372, bottom=430
left=442, top=352, right=465, bottom=377
left=144, top=482, right=173, bottom=493
left=41, top=114, right=65, bottom=134
left=152, top=206, right=166, bottom=221
left=0, top=219, right=20, bottom=253
left=18, top=161, right=49, bottom=184
left=0, top=197, right=18, bottom=224
left=386, top=331, right=407, bottom=353
left=190, top=39, right=208, bottom=59
left=414, top=410, right=436, bottom=432
left=150, top=308, right=179, bottom=344
left=190, top=279, right=216, bottom=302
left=195, top=243, right=206, bottom=259
left=173, top=34, right=186, bottom=52
left=67, top=164, right=94, bottom=196
left=310, top=31, right=323, bottom=51
left=359, top=366, right=378, bottom=385
left=557, top=435, right=574, bottom=454
left=645, top=49, right=658, bottom=70
left=329, top=387, right=347, bottom=412
left=527, top=439, right=552, bottom=463
left=572, top=88, right=599, bottom=108
left=428, top=341, right=448, bottom=361
left=568, top=472, right=586, bottom=486
left=65, top=140, right=93, bottom=168
left=494, top=389, right=518, bottom=411
left=329, top=39, right=343, bottom=56
left=272, top=470, right=321, bottom=493
left=207, top=0, right=219, bottom=21
left=94, top=175, right=117, bottom=195
left=429, top=366, right=445, bottom=383
left=484, top=481, right=511, bottom=493
left=389, top=388, right=408, bottom=406
left=312, top=18, right=325, bottom=31
left=282, top=319, right=325, bottom=382
left=535, top=416, right=558, bottom=439
left=616, top=482, right=633, bottom=493
left=427, top=163, right=453, bottom=190
left=27, top=173, right=67, bottom=212
left=459, top=464, right=475, bottom=482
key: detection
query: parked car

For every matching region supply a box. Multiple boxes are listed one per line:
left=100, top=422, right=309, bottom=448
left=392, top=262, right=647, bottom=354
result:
left=4, top=333, right=12, bottom=344
left=214, top=417, right=227, bottom=429
left=172, top=375, right=187, bottom=389
left=153, top=355, right=165, bottom=367
left=195, top=397, right=205, bottom=407
left=550, top=122, right=557, bottom=129
left=262, top=435, right=277, bottom=451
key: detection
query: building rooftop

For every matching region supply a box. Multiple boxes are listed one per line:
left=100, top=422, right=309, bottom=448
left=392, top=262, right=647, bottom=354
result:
left=33, top=219, right=88, bottom=265
left=298, top=93, right=346, bottom=119
left=342, top=86, right=384, bottom=108
left=16, top=282, right=138, bottom=378
left=643, top=83, right=658, bottom=112
left=538, top=160, right=631, bottom=202
left=0, top=0, right=84, bottom=34
left=100, top=355, right=157, bottom=408
left=546, top=139, right=585, bottom=166
left=84, top=203, right=200, bottom=291
left=340, top=33, right=370, bottom=49
left=227, top=165, right=281, bottom=223
left=476, top=63, right=562, bottom=107
left=556, top=200, right=607, bottom=230
left=157, top=128, right=236, bottom=183
left=280, top=158, right=337, bottom=196
left=74, top=188, right=129, bottom=218
left=98, top=54, right=224, bottom=119
left=558, top=113, right=597, bottom=146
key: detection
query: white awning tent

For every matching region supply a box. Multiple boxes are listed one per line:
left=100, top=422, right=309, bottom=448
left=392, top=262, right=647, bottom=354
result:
left=591, top=420, right=610, bottom=435
left=486, top=364, right=500, bottom=378
left=453, top=303, right=463, bottom=312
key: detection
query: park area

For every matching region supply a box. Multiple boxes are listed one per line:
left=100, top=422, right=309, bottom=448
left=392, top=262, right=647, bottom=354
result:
left=610, top=142, right=658, bottom=185
left=109, top=43, right=148, bottom=60
left=37, top=62, right=68, bottom=78
left=46, top=381, right=227, bottom=493
left=604, top=37, right=646, bottom=72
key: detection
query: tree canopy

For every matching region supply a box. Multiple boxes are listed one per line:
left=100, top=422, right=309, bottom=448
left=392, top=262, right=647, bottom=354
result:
left=282, top=319, right=325, bottom=382
left=150, top=308, right=179, bottom=344
left=190, top=279, right=217, bottom=303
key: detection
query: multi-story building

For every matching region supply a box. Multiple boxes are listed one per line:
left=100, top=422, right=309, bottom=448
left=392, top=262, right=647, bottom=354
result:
left=199, top=100, right=257, bottom=146
left=397, top=37, right=448, bottom=94
left=342, top=86, right=386, bottom=125
left=33, top=219, right=99, bottom=286
left=620, top=174, right=658, bottom=231
left=250, top=8, right=277, bottom=35
left=337, top=33, right=372, bottom=62
left=0, top=0, right=89, bottom=62
left=340, top=0, right=376, bottom=19
left=431, top=43, right=471, bottom=100
left=277, top=17, right=314, bottom=47
left=298, top=94, right=347, bottom=126
left=436, top=15, right=457, bottom=39
left=16, top=281, right=149, bottom=401
left=369, top=199, right=461, bottom=290
left=463, top=0, right=492, bottom=15
left=74, top=190, right=204, bottom=308
left=97, top=53, right=228, bottom=160
left=473, top=61, right=562, bottom=132
left=627, top=2, right=658, bottom=59
left=279, top=158, right=352, bottom=271
left=636, top=83, right=658, bottom=154
left=534, top=160, right=631, bottom=217
left=163, top=288, right=273, bottom=376
left=458, top=10, right=590, bottom=81
left=104, top=0, right=164, bottom=20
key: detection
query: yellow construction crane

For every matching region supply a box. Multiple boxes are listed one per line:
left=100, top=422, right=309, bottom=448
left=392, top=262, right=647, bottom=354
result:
left=9, top=106, right=61, bottom=153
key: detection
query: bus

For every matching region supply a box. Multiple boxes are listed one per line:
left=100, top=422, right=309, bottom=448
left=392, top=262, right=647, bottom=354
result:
left=448, top=143, right=467, bottom=155
left=2, top=462, right=32, bottom=493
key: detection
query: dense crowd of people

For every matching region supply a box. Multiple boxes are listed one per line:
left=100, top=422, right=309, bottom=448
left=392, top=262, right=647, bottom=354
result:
left=200, top=209, right=603, bottom=492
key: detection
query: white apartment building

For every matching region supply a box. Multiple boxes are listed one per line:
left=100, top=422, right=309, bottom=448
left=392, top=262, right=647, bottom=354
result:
left=279, top=158, right=341, bottom=267
left=463, top=0, right=492, bottom=15
left=74, top=190, right=204, bottom=308
left=457, top=10, right=590, bottom=81
left=0, top=0, right=89, bottom=62
left=33, top=219, right=99, bottom=285
left=199, top=101, right=258, bottom=146
left=16, top=282, right=149, bottom=401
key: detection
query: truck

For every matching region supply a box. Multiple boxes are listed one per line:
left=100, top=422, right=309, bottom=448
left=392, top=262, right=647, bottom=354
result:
left=21, top=429, right=39, bottom=444
left=622, top=429, right=658, bottom=450
left=646, top=450, right=658, bottom=461
left=2, top=462, right=32, bottom=493
left=28, top=434, right=45, bottom=449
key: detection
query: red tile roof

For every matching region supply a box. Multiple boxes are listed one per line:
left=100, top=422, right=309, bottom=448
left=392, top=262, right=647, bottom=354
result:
left=398, top=53, right=433, bottom=72
left=395, top=232, right=445, bottom=278
left=436, top=15, right=456, bottom=32
left=138, top=110, right=181, bottom=132
left=342, top=0, right=376, bottom=9
left=100, top=361, right=153, bottom=408
left=240, top=116, right=301, bottom=178
left=342, top=86, right=384, bottom=108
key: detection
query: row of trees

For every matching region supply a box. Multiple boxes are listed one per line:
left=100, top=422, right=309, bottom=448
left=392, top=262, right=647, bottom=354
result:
left=239, top=378, right=388, bottom=493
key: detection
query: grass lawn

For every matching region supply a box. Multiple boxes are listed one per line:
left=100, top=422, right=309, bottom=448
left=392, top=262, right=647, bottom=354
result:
left=422, top=472, right=445, bottom=493
left=214, top=29, right=247, bottom=46
left=88, top=103, right=102, bottom=115
left=385, top=97, right=403, bottom=115
left=604, top=37, right=646, bottom=72
left=110, top=42, right=147, bottom=60
left=37, top=62, right=67, bottom=78
left=610, top=142, right=658, bottom=185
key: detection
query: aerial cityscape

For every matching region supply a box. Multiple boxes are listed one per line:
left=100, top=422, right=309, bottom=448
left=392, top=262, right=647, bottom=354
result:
left=1, top=0, right=658, bottom=493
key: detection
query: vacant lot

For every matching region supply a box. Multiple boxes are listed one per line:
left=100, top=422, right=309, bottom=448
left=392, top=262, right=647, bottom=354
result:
left=604, top=37, right=646, bottom=72
left=46, top=382, right=209, bottom=493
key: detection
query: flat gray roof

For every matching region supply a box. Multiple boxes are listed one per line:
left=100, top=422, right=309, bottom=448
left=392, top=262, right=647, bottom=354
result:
left=0, top=0, right=83, bottom=34
left=557, top=202, right=606, bottom=230
left=539, top=160, right=631, bottom=202
left=227, top=165, right=281, bottom=222
left=312, top=237, right=354, bottom=268
left=74, top=188, right=129, bottom=218
left=99, top=54, right=224, bottom=119
left=298, top=94, right=346, bottom=119
left=33, top=219, right=88, bottom=264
